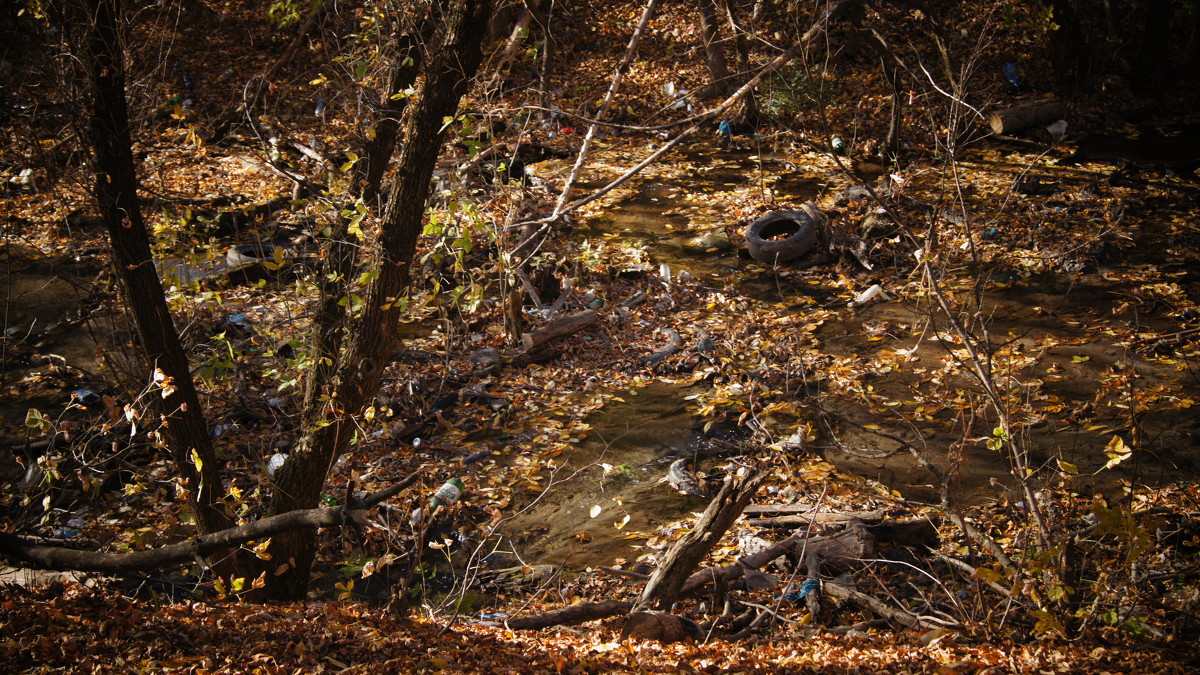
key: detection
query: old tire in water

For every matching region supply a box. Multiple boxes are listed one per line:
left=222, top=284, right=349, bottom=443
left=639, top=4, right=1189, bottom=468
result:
left=227, top=243, right=283, bottom=266
left=744, top=210, right=818, bottom=264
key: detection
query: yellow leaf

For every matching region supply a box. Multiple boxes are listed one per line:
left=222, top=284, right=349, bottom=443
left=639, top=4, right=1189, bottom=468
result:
left=1102, top=435, right=1131, bottom=470
left=252, top=539, right=273, bottom=560
left=974, top=566, right=1005, bottom=583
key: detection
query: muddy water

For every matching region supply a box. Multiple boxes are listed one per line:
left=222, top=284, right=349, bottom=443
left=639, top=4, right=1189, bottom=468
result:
left=576, top=150, right=823, bottom=285
left=498, top=381, right=737, bottom=568
left=820, top=273, right=1200, bottom=504
left=502, top=142, right=1200, bottom=564
left=493, top=153, right=828, bottom=566
left=1, top=247, right=107, bottom=412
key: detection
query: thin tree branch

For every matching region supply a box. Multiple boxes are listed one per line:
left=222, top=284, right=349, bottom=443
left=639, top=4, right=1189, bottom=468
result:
left=0, top=469, right=425, bottom=574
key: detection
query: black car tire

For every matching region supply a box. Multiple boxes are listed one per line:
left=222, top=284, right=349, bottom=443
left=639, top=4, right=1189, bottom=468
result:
left=744, top=210, right=818, bottom=263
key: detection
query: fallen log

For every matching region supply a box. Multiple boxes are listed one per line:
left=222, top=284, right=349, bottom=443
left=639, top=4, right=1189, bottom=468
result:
left=823, top=580, right=950, bottom=630
left=511, top=347, right=562, bottom=368
left=744, top=503, right=821, bottom=515
left=987, top=98, right=1062, bottom=135
left=632, top=468, right=770, bottom=613
left=679, top=522, right=876, bottom=596
left=0, top=470, right=424, bottom=574
left=506, top=469, right=768, bottom=633
left=506, top=599, right=634, bottom=630
left=520, top=309, right=600, bottom=350
left=641, top=328, right=684, bottom=364
left=745, top=509, right=886, bottom=527
left=746, top=511, right=938, bottom=548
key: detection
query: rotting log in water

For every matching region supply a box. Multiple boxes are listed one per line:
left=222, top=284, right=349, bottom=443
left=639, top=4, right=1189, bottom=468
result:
left=641, top=328, right=685, bottom=364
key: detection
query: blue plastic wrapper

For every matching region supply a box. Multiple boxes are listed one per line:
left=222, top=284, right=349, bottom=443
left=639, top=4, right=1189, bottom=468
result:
left=1002, top=62, right=1021, bottom=89
left=781, top=578, right=822, bottom=603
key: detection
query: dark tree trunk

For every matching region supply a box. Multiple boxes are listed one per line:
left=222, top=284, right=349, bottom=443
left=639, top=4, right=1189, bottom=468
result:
left=883, top=60, right=902, bottom=161
left=1046, top=0, right=1090, bottom=93
left=302, top=4, right=443, bottom=445
left=697, top=0, right=731, bottom=98
left=73, top=0, right=238, bottom=557
left=265, top=0, right=492, bottom=601
left=539, top=19, right=556, bottom=109
left=1132, top=0, right=1172, bottom=92
left=1190, top=2, right=1200, bottom=81
left=357, top=7, right=442, bottom=208
left=720, top=0, right=759, bottom=126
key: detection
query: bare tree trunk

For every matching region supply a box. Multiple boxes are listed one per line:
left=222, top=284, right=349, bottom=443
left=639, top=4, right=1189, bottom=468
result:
left=528, top=0, right=557, bottom=109
left=357, top=6, right=444, bottom=208
left=719, top=0, right=759, bottom=126
left=71, top=0, right=239, bottom=571
left=265, top=0, right=492, bottom=601
left=301, top=4, right=443, bottom=442
left=488, top=7, right=535, bottom=87
left=697, top=0, right=731, bottom=98
left=263, top=0, right=332, bottom=82
left=552, top=0, right=661, bottom=218
left=1045, top=0, right=1089, bottom=93
left=1133, top=0, right=1172, bottom=92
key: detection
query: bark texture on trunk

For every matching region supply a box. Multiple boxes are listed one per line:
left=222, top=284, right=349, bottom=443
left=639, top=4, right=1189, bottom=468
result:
left=697, top=0, right=731, bottom=98
left=75, top=0, right=236, bottom=547
left=987, top=99, right=1063, bottom=135
left=265, top=0, right=492, bottom=601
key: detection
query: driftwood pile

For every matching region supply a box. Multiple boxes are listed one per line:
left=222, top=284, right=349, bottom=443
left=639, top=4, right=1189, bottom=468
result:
left=499, top=473, right=948, bottom=641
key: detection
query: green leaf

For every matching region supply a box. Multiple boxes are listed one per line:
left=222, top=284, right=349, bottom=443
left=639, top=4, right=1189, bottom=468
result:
left=25, top=408, right=51, bottom=433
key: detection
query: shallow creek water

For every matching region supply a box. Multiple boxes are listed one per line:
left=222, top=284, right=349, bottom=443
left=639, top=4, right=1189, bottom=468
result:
left=498, top=380, right=728, bottom=568
left=497, top=147, right=1200, bottom=567
left=4, top=145, right=1199, bottom=570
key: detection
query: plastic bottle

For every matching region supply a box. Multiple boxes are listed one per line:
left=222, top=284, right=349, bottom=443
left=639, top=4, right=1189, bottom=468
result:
left=849, top=284, right=889, bottom=308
